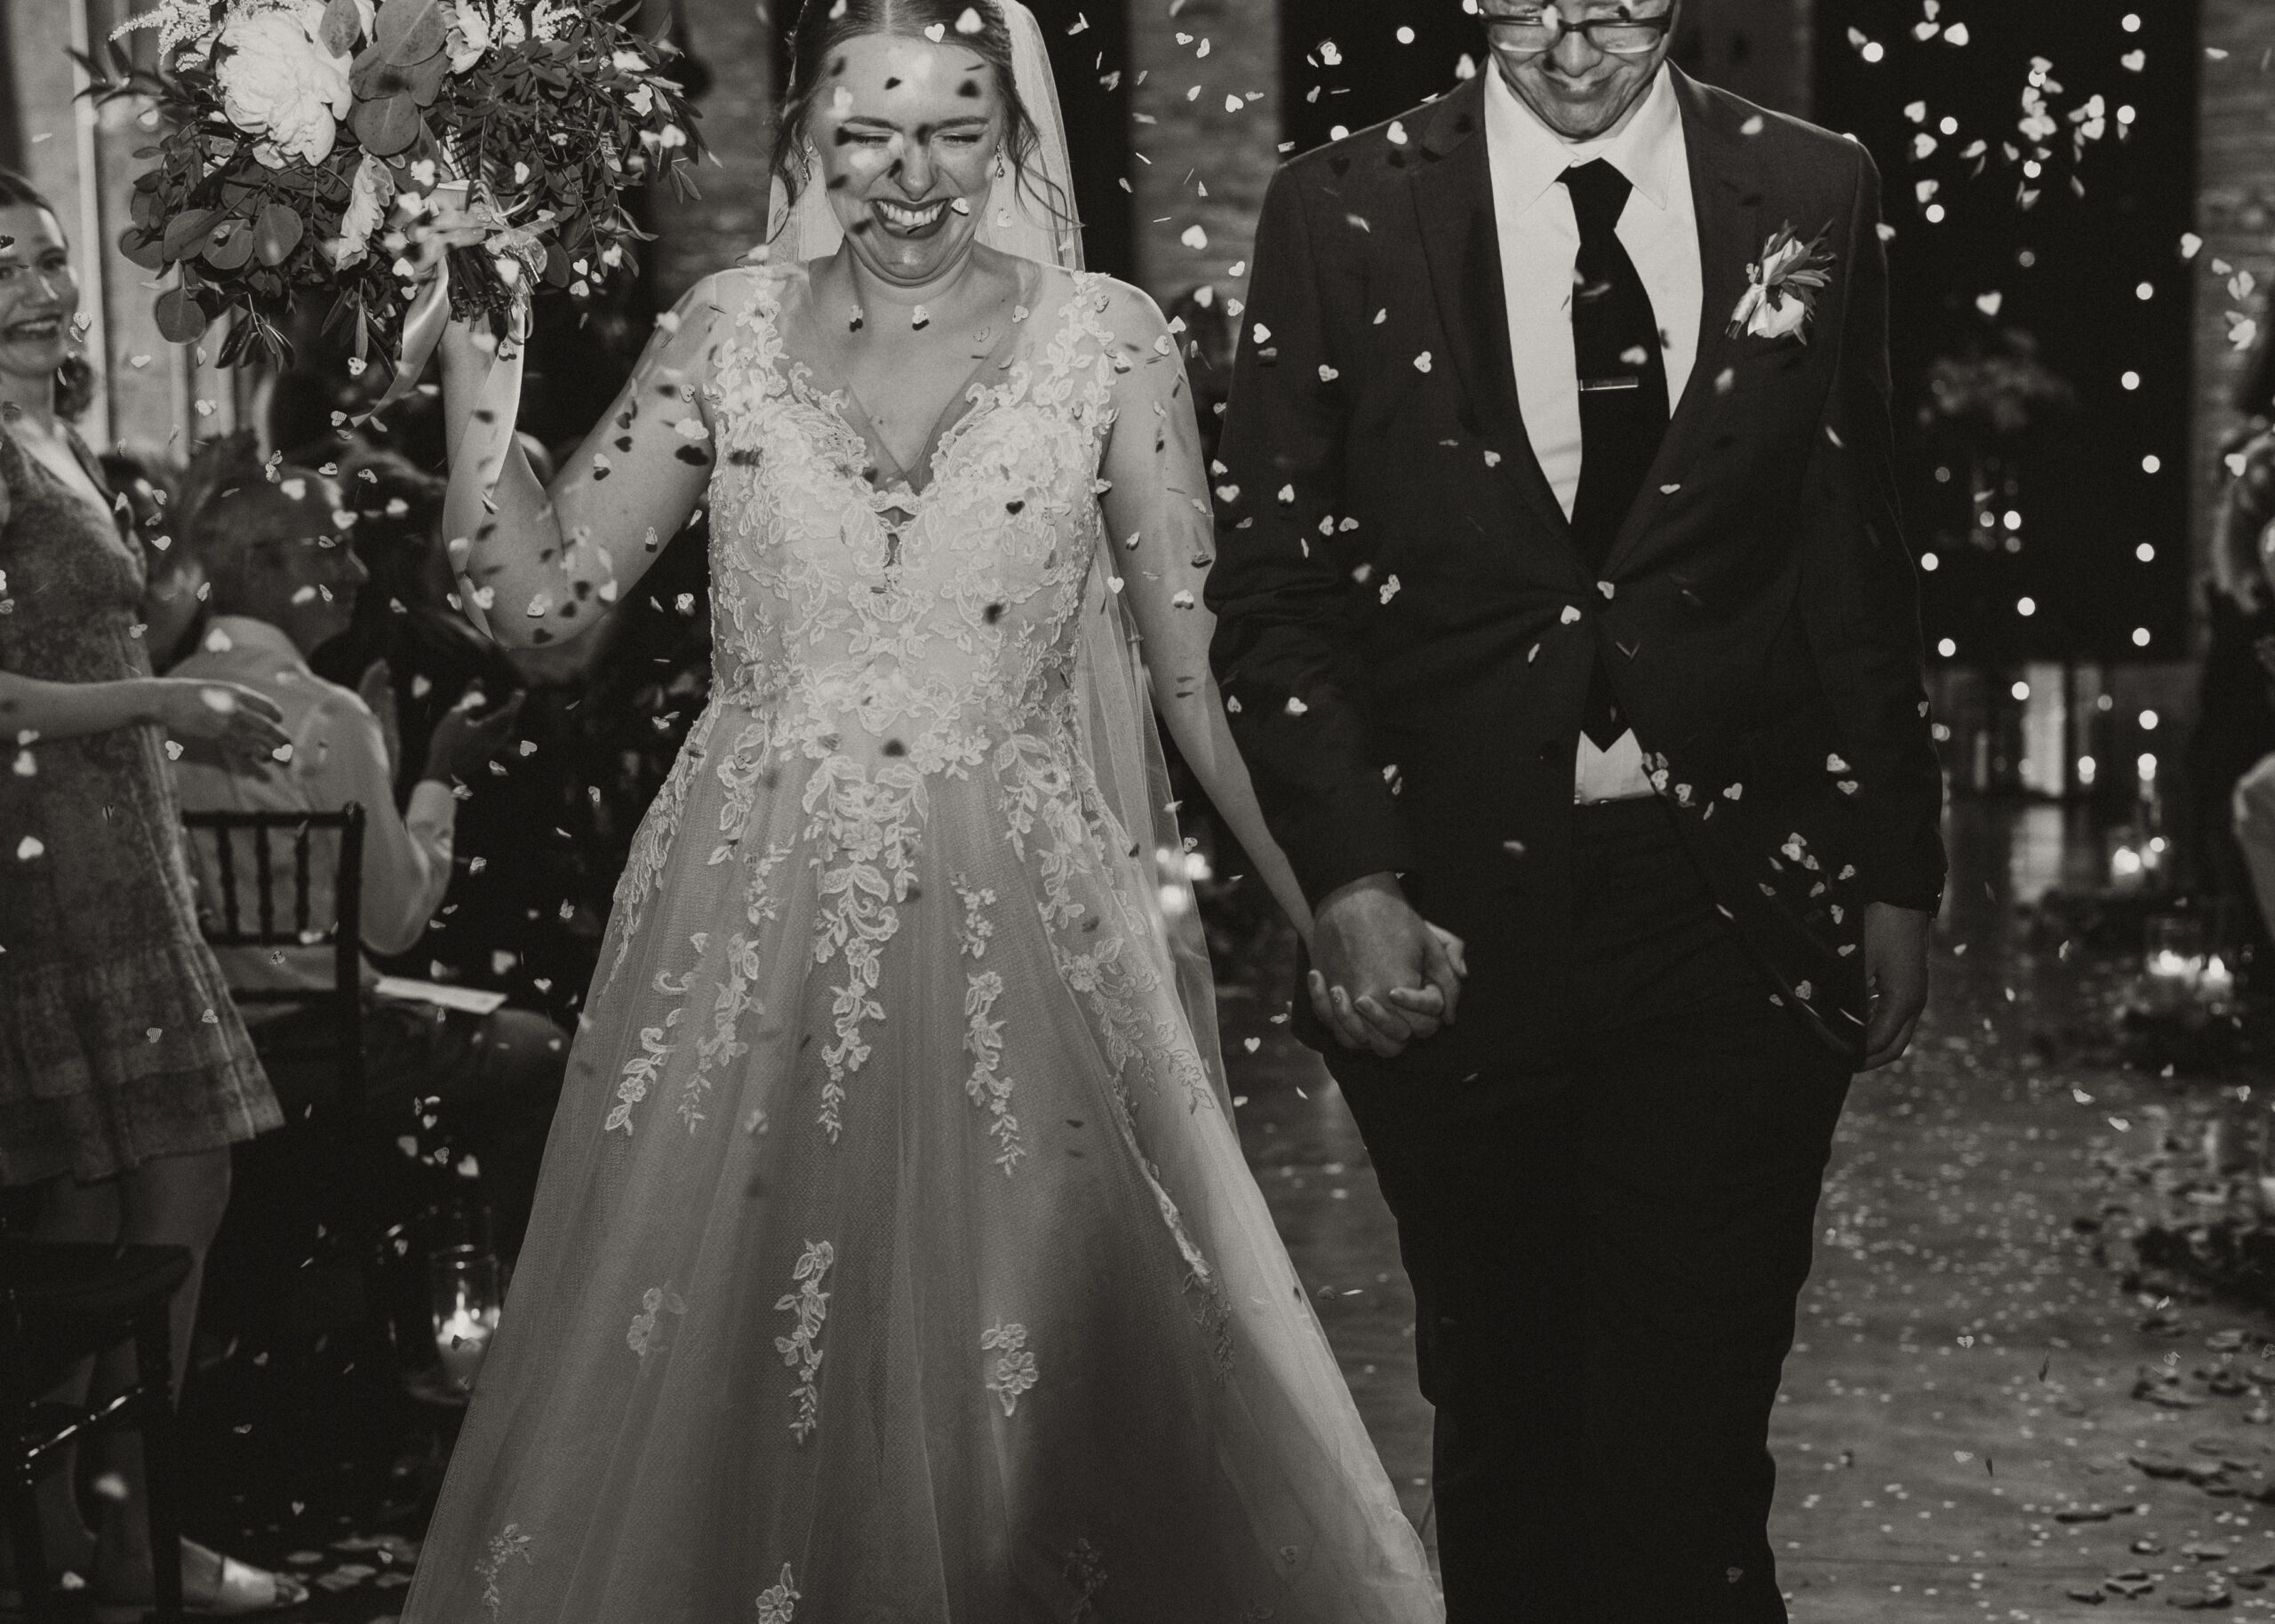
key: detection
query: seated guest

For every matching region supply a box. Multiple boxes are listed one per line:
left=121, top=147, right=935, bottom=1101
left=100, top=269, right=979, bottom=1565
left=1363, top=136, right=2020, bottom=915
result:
left=165, top=433, right=564, bottom=1266
left=100, top=448, right=206, bottom=673
left=310, top=445, right=523, bottom=801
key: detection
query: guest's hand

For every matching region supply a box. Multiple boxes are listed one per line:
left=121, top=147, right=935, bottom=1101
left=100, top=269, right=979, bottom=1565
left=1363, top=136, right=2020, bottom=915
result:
left=357, top=658, right=400, bottom=778
left=421, top=689, right=524, bottom=786
left=1306, top=872, right=1466, bottom=1059
left=148, top=679, right=291, bottom=761
left=1861, top=901, right=1931, bottom=1070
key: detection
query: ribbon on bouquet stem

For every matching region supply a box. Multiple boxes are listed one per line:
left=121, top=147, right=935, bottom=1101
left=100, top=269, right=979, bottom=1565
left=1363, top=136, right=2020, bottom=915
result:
left=360, top=179, right=472, bottom=426
left=363, top=177, right=550, bottom=426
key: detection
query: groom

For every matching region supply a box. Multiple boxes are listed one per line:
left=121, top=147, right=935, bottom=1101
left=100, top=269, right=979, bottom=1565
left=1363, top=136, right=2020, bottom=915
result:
left=1207, top=3, right=1943, bottom=1619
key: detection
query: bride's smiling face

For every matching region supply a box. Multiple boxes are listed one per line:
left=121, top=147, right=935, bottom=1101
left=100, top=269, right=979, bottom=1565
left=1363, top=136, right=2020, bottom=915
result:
left=811, top=32, right=1006, bottom=285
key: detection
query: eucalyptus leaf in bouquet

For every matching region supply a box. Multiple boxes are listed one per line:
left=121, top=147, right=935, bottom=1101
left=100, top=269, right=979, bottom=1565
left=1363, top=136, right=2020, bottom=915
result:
left=84, top=0, right=704, bottom=378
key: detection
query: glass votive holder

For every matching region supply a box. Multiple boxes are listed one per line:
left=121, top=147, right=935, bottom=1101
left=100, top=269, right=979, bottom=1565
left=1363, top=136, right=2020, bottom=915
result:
left=430, top=1243, right=502, bottom=1394
left=2136, top=913, right=2205, bottom=1015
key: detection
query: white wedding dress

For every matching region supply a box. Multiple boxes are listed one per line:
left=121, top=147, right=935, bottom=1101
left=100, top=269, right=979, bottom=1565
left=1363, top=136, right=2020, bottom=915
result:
left=395, top=251, right=1444, bottom=1621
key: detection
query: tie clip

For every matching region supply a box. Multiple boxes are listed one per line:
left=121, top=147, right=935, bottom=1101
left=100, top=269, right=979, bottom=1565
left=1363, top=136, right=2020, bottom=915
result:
left=1579, top=375, right=1643, bottom=394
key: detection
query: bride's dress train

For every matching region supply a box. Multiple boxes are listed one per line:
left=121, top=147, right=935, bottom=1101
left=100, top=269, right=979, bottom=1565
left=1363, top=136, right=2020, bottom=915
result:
left=397, top=258, right=1441, bottom=1621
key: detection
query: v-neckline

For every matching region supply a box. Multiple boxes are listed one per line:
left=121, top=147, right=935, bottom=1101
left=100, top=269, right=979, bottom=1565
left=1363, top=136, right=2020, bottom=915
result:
left=4, top=418, right=118, bottom=535
left=778, top=259, right=1047, bottom=501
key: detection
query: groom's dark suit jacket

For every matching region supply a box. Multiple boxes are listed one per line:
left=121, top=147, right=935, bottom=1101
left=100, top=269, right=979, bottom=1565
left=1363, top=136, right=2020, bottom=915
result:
left=1205, top=68, right=1946, bottom=1081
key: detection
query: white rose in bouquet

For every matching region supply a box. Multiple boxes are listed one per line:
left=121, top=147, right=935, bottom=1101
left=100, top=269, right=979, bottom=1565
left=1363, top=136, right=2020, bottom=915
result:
left=216, top=0, right=354, bottom=167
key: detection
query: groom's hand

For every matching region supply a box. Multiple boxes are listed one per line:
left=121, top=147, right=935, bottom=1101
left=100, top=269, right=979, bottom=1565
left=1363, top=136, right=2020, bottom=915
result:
left=1861, top=902, right=1931, bottom=1070
left=1307, top=873, right=1467, bottom=1060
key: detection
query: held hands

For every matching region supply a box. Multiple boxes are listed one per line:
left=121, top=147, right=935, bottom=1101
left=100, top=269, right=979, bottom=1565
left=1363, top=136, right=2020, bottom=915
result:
left=150, top=680, right=291, bottom=761
left=1862, top=901, right=1931, bottom=1070
left=1305, top=872, right=1468, bottom=1061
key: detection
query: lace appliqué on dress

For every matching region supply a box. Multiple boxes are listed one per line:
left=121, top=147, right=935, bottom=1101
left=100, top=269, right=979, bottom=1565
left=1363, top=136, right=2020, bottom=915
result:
left=627, top=1283, right=686, bottom=1359
left=475, top=1522, right=533, bottom=1619
left=604, top=1013, right=682, bottom=1136
left=802, top=755, right=924, bottom=1142
left=603, top=705, right=720, bottom=987
left=754, top=1563, right=800, bottom=1623
left=954, top=872, right=995, bottom=958
left=1065, top=1537, right=1107, bottom=1621
left=685, top=930, right=764, bottom=1133
left=962, top=970, right=1022, bottom=1174
left=772, top=1238, right=834, bottom=1443
left=980, top=1319, right=1038, bottom=1416
left=954, top=875, right=1023, bottom=1173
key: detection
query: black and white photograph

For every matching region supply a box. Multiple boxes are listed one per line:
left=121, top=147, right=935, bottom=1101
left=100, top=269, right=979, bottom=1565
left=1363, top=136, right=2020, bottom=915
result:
left=0, top=0, right=2268, bottom=1619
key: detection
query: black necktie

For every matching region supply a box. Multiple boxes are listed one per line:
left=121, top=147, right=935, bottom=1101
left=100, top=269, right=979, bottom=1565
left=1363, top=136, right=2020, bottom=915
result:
left=1559, top=159, right=1670, bottom=750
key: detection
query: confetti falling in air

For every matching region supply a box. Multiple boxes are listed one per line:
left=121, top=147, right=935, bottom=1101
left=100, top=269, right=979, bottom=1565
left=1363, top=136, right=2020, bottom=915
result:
left=12, top=1, right=2262, bottom=1591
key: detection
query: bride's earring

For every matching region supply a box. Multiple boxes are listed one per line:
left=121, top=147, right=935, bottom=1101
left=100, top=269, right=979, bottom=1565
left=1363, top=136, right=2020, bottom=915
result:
left=994, top=155, right=1008, bottom=179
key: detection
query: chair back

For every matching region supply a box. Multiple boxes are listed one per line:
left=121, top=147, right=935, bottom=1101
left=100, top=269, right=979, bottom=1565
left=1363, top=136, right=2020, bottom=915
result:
left=180, top=806, right=366, bottom=1101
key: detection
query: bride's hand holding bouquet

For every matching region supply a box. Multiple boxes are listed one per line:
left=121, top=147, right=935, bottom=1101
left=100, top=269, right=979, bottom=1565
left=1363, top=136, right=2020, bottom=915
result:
left=89, top=0, right=703, bottom=381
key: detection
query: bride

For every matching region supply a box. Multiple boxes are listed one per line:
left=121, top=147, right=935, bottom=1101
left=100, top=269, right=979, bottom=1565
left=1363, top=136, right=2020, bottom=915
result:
left=396, top=1, right=1449, bottom=1616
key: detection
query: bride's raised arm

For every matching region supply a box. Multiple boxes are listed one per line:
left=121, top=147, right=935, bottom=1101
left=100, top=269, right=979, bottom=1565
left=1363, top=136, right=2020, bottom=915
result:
left=435, top=271, right=739, bottom=649
left=1093, top=280, right=1316, bottom=943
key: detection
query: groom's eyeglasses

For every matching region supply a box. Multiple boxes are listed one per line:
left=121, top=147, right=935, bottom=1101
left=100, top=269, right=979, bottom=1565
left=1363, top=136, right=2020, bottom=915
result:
left=1478, top=3, right=1677, bottom=57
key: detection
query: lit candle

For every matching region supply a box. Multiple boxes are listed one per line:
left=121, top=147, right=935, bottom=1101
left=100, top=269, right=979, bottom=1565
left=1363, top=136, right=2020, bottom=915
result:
left=436, top=1305, right=497, bottom=1391
left=2201, top=955, right=2236, bottom=1001
left=2147, top=948, right=2199, bottom=981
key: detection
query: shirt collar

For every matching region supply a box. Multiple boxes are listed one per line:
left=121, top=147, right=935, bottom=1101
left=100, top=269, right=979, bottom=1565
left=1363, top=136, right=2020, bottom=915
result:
left=196, top=614, right=307, bottom=669
left=1482, top=61, right=1685, bottom=219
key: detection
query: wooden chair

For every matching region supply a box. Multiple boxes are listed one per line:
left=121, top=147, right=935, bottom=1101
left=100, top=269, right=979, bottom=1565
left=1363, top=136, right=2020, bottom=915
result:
left=180, top=807, right=366, bottom=1106
left=0, top=1241, right=190, bottom=1622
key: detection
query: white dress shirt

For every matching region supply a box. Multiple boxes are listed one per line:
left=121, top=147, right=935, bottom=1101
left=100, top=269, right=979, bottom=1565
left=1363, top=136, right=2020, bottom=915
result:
left=170, top=616, right=459, bottom=1014
left=1482, top=63, right=1701, bottom=803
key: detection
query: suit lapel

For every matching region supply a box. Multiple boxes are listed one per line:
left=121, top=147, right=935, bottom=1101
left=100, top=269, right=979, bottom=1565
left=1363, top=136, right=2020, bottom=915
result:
left=1409, top=82, right=1579, bottom=556
left=1604, top=68, right=1761, bottom=574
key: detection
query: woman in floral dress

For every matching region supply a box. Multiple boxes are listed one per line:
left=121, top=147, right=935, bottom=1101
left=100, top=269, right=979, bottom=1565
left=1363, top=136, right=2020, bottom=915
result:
left=0, top=171, right=307, bottom=1614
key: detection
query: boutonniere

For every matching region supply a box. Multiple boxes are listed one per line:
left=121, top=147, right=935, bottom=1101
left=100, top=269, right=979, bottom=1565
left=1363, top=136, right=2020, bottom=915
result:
left=1726, top=221, right=1837, bottom=344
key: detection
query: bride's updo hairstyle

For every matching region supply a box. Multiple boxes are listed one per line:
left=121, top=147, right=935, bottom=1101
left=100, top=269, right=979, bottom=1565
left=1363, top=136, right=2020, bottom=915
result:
left=769, top=0, right=1072, bottom=241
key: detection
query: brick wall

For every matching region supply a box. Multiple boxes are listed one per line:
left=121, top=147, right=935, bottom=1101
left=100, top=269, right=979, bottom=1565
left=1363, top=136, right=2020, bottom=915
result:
left=2192, top=0, right=2275, bottom=585
left=1128, top=0, right=1280, bottom=306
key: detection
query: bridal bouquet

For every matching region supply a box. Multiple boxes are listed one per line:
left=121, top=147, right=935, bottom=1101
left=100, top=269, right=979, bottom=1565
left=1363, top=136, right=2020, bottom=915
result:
left=86, top=0, right=703, bottom=373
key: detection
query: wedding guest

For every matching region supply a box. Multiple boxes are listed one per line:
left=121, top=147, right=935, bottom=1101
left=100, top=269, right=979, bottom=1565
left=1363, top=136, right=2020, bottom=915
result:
left=100, top=449, right=206, bottom=673
left=309, top=446, right=521, bottom=800
left=2215, top=425, right=2275, bottom=950
left=165, top=434, right=568, bottom=1268
left=0, top=169, right=307, bottom=1615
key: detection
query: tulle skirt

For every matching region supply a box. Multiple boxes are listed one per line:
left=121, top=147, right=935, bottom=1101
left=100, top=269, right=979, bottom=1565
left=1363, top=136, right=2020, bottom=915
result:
left=398, top=694, right=1442, bottom=1621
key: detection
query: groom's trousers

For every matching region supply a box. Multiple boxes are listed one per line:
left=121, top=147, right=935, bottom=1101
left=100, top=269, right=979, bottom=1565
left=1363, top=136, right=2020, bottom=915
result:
left=1336, top=795, right=1854, bottom=1623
